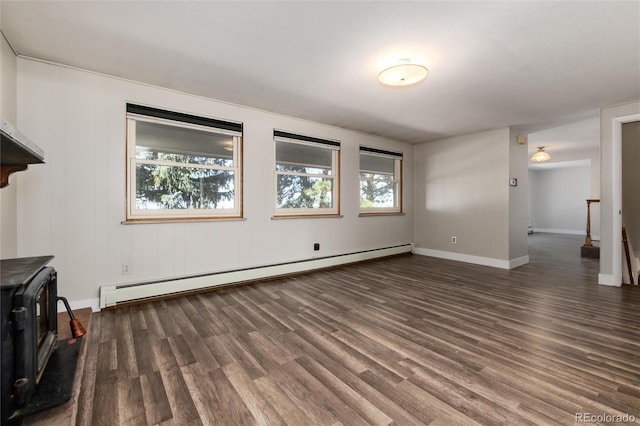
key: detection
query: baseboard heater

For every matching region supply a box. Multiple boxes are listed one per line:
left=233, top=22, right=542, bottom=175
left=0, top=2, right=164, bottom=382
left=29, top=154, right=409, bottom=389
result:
left=100, top=243, right=413, bottom=309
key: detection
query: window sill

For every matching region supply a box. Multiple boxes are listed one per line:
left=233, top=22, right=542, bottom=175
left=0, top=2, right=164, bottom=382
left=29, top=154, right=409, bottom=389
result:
left=122, top=216, right=246, bottom=225
left=271, top=214, right=343, bottom=220
left=358, top=212, right=405, bottom=217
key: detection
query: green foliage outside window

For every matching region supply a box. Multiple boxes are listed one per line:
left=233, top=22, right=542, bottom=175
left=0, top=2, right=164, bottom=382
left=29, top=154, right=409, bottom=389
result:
left=136, top=168, right=233, bottom=211
left=277, top=171, right=333, bottom=209
left=360, top=172, right=395, bottom=208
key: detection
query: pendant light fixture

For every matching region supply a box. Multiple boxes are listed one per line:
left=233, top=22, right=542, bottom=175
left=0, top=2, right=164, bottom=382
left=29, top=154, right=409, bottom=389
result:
left=531, top=146, right=551, bottom=162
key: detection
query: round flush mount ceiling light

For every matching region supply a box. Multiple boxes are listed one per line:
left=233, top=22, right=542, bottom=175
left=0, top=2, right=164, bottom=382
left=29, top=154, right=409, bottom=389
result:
left=378, top=60, right=429, bottom=87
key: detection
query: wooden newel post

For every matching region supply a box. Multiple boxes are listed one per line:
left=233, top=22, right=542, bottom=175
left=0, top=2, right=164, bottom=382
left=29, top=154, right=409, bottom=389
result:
left=584, top=200, right=593, bottom=247
left=584, top=199, right=600, bottom=247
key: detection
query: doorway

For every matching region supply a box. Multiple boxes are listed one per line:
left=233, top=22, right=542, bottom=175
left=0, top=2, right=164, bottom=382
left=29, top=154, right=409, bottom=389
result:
left=525, top=117, right=601, bottom=270
left=606, top=111, right=640, bottom=285
left=621, top=120, right=640, bottom=284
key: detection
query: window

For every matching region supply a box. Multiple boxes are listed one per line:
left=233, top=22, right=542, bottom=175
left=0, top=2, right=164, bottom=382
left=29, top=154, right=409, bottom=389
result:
left=359, top=146, right=403, bottom=213
left=274, top=130, right=340, bottom=217
left=126, top=104, right=242, bottom=221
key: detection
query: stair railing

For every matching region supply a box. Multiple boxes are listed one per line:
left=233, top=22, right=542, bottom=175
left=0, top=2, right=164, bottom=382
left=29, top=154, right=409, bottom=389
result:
left=622, top=226, right=635, bottom=285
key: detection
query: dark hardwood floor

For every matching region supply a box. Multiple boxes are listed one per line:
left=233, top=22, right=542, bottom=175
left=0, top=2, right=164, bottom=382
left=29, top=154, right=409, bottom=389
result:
left=75, top=233, right=640, bottom=425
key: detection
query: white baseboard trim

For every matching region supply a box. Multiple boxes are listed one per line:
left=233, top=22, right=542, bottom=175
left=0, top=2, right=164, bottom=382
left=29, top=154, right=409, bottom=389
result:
left=57, top=298, right=99, bottom=313
left=414, top=247, right=513, bottom=269
left=100, top=244, right=413, bottom=309
left=533, top=228, right=585, bottom=235
left=509, top=255, right=530, bottom=269
left=598, top=273, right=621, bottom=287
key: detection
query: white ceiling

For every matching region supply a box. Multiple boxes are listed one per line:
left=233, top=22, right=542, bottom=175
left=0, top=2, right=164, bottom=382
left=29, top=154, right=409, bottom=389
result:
left=1, top=1, right=639, bottom=146
left=526, top=115, right=600, bottom=168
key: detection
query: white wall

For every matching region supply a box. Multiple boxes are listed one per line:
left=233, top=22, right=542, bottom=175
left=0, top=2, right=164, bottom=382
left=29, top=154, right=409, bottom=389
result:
left=413, top=128, right=512, bottom=267
left=16, top=58, right=414, bottom=308
left=600, top=100, right=640, bottom=286
left=529, top=165, right=590, bottom=234
left=528, top=169, right=537, bottom=229
left=508, top=128, right=529, bottom=264
left=0, top=33, right=18, bottom=259
left=0, top=36, right=16, bottom=123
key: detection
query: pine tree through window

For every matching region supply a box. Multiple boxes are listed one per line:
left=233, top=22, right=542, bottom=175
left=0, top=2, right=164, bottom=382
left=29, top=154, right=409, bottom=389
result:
left=274, top=130, right=340, bottom=217
left=126, top=104, right=242, bottom=221
left=359, top=147, right=403, bottom=214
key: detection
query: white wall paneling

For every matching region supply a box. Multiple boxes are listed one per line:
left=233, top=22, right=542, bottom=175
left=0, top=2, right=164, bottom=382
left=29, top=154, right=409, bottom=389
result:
left=1, top=35, right=19, bottom=258
left=16, top=58, right=414, bottom=307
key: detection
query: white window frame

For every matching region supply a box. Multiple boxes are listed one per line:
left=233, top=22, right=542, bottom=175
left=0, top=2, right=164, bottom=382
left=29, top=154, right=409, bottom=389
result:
left=126, top=105, right=242, bottom=222
left=273, top=131, right=341, bottom=217
left=359, top=147, right=403, bottom=214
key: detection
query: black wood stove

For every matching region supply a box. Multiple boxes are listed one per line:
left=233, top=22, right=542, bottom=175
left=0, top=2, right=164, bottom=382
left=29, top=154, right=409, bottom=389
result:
left=1, top=256, right=84, bottom=425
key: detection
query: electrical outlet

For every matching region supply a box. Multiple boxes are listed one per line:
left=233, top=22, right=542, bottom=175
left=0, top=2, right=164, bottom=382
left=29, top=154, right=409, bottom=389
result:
left=122, top=263, right=131, bottom=275
left=451, top=236, right=457, bottom=244
left=314, top=243, right=320, bottom=251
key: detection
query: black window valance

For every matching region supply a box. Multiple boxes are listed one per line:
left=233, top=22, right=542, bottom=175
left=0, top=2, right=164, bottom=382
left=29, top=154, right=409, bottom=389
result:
left=127, top=103, right=242, bottom=133
left=274, top=130, right=340, bottom=148
left=360, top=146, right=403, bottom=158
